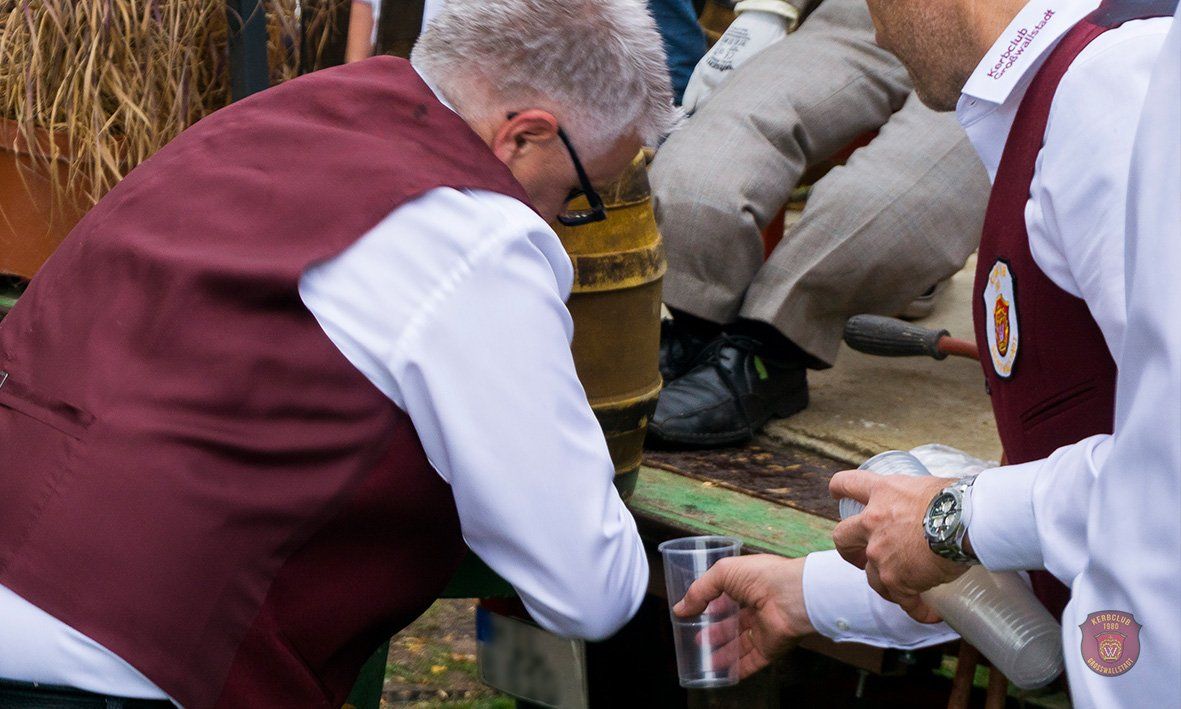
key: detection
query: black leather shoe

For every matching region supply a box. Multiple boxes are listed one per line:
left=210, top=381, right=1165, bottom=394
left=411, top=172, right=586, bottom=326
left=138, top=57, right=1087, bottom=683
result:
left=659, top=318, right=713, bottom=383
left=647, top=334, right=808, bottom=447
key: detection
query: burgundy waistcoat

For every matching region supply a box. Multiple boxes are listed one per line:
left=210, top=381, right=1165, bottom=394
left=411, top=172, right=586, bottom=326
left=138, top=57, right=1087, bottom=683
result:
left=973, top=0, right=1176, bottom=618
left=0, top=57, right=531, bottom=707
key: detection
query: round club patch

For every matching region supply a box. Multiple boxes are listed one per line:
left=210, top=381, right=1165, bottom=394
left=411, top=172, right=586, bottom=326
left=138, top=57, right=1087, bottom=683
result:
left=983, top=259, right=1019, bottom=378
left=1081, top=610, right=1141, bottom=676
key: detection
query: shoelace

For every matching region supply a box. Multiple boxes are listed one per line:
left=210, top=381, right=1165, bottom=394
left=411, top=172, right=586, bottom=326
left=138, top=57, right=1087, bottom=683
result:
left=685, top=334, right=769, bottom=425
left=662, top=320, right=714, bottom=373
left=693, top=333, right=762, bottom=366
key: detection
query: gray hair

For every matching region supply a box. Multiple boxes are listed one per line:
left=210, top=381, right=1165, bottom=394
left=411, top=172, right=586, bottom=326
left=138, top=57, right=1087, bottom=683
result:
left=411, top=0, right=680, bottom=153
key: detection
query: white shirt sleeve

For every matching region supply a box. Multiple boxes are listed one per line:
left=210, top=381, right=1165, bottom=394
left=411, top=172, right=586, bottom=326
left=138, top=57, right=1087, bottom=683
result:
left=802, top=551, right=959, bottom=649
left=299, top=187, right=648, bottom=641
left=1066, top=9, right=1181, bottom=704
left=971, top=435, right=1111, bottom=580
left=968, top=21, right=1169, bottom=585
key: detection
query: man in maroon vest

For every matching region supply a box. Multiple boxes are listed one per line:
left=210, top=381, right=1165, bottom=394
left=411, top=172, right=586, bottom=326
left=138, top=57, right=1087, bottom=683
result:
left=822, top=0, right=1175, bottom=695
left=0, top=1, right=678, bottom=706
left=830, top=0, right=1173, bottom=609
left=671, top=0, right=1175, bottom=696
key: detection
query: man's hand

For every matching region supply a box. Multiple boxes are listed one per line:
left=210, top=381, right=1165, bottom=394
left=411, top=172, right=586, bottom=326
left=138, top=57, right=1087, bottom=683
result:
left=830, top=471, right=967, bottom=623
left=681, top=5, right=796, bottom=113
left=673, top=555, right=813, bottom=680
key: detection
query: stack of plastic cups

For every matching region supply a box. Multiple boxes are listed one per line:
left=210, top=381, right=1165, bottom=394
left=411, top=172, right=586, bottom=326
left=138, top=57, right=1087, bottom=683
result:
left=838, top=451, right=1064, bottom=689
left=923, top=567, right=1064, bottom=688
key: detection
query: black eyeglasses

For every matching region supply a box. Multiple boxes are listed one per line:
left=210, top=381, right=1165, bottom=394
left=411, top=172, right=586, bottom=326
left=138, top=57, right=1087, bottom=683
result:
left=507, top=113, right=607, bottom=227
left=554, top=127, right=607, bottom=227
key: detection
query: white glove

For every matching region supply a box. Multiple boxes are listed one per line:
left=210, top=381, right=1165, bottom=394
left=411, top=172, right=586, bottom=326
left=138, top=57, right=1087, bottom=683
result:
left=682, top=1, right=800, bottom=114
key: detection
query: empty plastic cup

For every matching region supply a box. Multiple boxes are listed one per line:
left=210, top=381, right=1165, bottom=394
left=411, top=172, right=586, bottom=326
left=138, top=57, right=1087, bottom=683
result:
left=659, top=536, right=743, bottom=688
left=838, top=450, right=932, bottom=519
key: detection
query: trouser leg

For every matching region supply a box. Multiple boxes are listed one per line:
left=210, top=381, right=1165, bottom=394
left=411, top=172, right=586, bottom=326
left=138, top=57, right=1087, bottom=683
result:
left=741, top=93, right=991, bottom=365
left=647, top=0, right=708, bottom=103
left=649, top=0, right=912, bottom=326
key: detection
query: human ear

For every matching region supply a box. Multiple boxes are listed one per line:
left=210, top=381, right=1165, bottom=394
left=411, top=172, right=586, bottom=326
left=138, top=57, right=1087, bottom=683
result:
left=490, top=109, right=560, bottom=164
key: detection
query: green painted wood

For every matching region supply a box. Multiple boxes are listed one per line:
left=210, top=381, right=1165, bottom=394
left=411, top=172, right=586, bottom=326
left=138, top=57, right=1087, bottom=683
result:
left=0, top=281, right=19, bottom=315
left=629, top=466, right=836, bottom=558
left=343, top=641, right=387, bottom=709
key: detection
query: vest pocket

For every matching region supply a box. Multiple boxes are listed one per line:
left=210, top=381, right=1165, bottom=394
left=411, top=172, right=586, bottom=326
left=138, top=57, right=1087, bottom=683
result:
left=0, top=369, right=91, bottom=575
left=0, top=370, right=93, bottom=440
left=1019, top=382, right=1097, bottom=429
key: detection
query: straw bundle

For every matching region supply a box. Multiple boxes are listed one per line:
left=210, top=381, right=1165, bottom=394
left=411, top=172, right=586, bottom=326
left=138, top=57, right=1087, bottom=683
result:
left=0, top=0, right=346, bottom=208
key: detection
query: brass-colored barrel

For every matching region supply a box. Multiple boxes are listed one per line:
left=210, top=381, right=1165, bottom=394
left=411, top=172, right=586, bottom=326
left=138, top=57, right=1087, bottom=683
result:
left=554, top=152, right=665, bottom=500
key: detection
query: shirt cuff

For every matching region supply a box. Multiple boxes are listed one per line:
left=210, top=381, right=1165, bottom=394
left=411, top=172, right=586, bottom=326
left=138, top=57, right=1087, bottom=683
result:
left=803, top=550, right=879, bottom=642
left=970, top=461, right=1045, bottom=571
left=803, top=550, right=957, bottom=649
left=734, top=0, right=801, bottom=28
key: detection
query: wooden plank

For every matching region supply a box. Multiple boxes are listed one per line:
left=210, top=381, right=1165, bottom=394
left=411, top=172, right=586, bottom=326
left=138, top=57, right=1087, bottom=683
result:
left=629, top=466, right=836, bottom=558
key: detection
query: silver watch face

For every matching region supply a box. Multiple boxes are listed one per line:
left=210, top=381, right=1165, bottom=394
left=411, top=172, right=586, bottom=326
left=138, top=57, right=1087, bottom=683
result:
left=925, top=491, right=962, bottom=543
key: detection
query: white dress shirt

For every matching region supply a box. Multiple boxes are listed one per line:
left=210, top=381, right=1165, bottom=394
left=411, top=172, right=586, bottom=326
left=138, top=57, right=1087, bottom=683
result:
left=962, top=1, right=1171, bottom=584
left=801, top=0, right=1171, bottom=649
left=300, top=187, right=648, bottom=642
left=1063, top=7, right=1181, bottom=705
left=0, top=66, right=647, bottom=698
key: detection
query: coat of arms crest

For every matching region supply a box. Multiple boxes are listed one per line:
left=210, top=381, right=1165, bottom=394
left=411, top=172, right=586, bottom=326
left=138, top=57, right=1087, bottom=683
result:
left=1080, top=611, right=1141, bottom=677
left=983, top=260, right=1019, bottom=378
left=994, top=294, right=1011, bottom=357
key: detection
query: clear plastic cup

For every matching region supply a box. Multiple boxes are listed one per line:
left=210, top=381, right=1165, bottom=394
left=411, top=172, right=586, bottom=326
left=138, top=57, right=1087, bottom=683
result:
left=838, top=450, right=932, bottom=519
left=922, top=567, right=1064, bottom=689
left=658, top=536, right=743, bottom=688
left=909, top=443, right=995, bottom=478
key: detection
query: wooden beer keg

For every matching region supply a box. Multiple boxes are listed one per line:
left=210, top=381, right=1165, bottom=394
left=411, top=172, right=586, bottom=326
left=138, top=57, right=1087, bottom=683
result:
left=553, top=151, right=665, bottom=500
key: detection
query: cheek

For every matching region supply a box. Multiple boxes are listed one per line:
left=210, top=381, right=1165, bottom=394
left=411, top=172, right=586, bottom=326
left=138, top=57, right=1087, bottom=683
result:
left=506, top=158, right=568, bottom=218
left=538, top=193, right=567, bottom=223
left=529, top=184, right=570, bottom=224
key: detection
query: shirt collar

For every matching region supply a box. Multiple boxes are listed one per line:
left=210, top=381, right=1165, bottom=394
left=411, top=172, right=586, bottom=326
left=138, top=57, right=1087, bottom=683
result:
left=411, top=63, right=459, bottom=114
left=960, top=0, right=1100, bottom=106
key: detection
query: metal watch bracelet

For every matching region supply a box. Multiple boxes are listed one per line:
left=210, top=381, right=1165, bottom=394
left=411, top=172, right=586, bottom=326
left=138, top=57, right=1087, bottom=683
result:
left=924, top=475, right=981, bottom=565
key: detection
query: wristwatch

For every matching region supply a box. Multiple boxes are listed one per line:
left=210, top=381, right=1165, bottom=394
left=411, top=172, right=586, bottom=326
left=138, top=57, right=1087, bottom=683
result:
left=923, top=476, right=981, bottom=564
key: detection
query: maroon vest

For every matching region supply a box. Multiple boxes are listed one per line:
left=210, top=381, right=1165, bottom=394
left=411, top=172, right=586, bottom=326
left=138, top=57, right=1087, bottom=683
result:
left=973, top=0, right=1176, bottom=618
left=0, top=57, right=531, bottom=707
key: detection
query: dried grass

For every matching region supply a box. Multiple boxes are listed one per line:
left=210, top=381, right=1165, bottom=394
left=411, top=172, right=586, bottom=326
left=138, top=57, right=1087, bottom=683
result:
left=0, top=0, right=346, bottom=208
